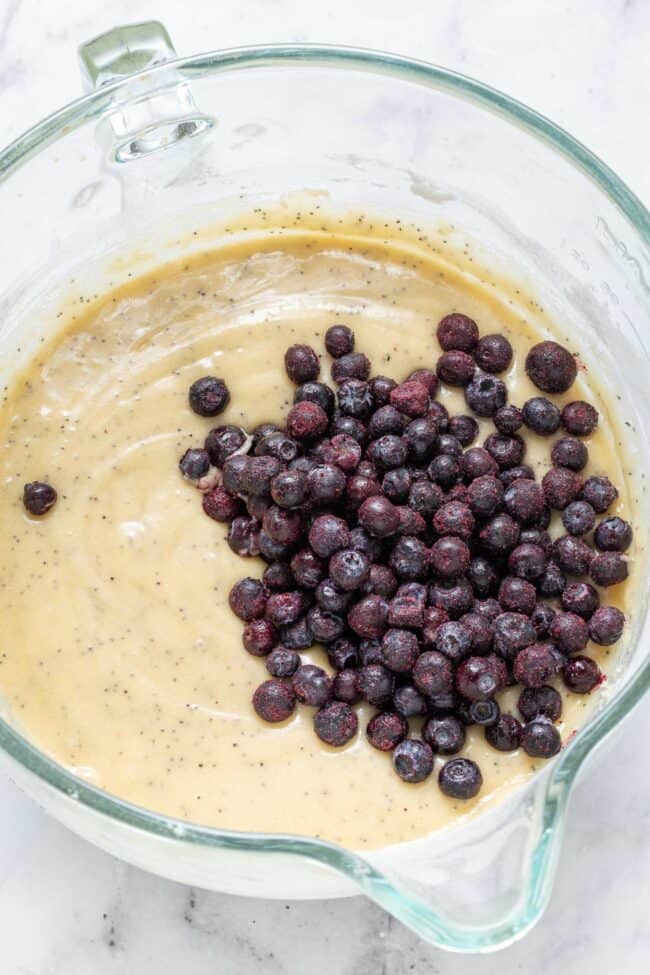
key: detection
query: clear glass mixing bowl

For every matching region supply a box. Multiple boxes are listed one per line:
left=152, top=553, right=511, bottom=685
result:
left=0, top=21, right=647, bottom=953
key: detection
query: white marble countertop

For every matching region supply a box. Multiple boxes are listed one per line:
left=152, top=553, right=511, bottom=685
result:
left=0, top=1, right=648, bottom=971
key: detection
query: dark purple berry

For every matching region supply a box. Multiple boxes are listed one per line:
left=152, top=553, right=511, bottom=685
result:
left=412, top=650, right=453, bottom=696
left=508, top=543, right=547, bottom=581
left=389, top=380, right=430, bottom=417
left=561, top=581, right=599, bottom=619
left=467, top=556, right=499, bottom=598
left=330, top=548, right=371, bottom=591
left=406, top=367, right=439, bottom=395
left=252, top=422, right=281, bottom=449
left=324, top=433, right=362, bottom=472
left=498, top=577, right=537, bottom=615
left=465, top=374, right=507, bottom=417
left=486, top=713, right=522, bottom=751
left=542, top=467, right=583, bottom=509
left=337, top=379, right=373, bottom=419
left=379, top=628, right=419, bottom=672
left=522, top=397, right=561, bottom=435
left=266, top=647, right=300, bottom=677
left=500, top=464, right=536, bottom=488
left=531, top=602, right=556, bottom=637
left=367, top=564, right=399, bottom=598
left=330, top=414, right=367, bottom=445
left=349, top=526, right=382, bottom=561
left=513, top=643, right=559, bottom=688
left=438, top=758, right=482, bottom=799
left=590, top=552, right=628, bottom=587
left=367, top=434, right=408, bottom=470
left=314, top=701, right=358, bottom=745
left=367, top=405, right=407, bottom=439
left=327, top=638, right=359, bottom=670
left=480, top=513, right=520, bottom=555
left=262, top=561, right=294, bottom=592
left=594, top=517, right=633, bottom=552
left=332, top=669, right=361, bottom=704
left=551, top=436, right=588, bottom=471
left=429, top=536, right=470, bottom=580
left=204, top=425, right=246, bottom=466
left=292, top=664, right=332, bottom=707
left=549, top=611, right=589, bottom=654
left=493, top=612, right=536, bottom=660
left=294, top=381, right=335, bottom=417
left=346, top=473, right=381, bottom=509
left=285, top=344, right=320, bottom=383
left=308, top=514, right=350, bottom=558
left=357, top=663, right=394, bottom=705
left=241, top=456, right=282, bottom=496
left=270, top=470, right=307, bottom=509
left=563, top=655, right=602, bottom=694
left=265, top=591, right=307, bottom=627
left=525, top=341, right=577, bottom=394
left=421, top=606, right=450, bottom=647
left=227, top=516, right=261, bottom=557
left=456, top=654, right=506, bottom=699
left=348, top=595, right=389, bottom=639
left=307, top=464, right=347, bottom=504
left=423, top=715, right=465, bottom=754
left=427, top=454, right=460, bottom=488
left=393, top=683, right=428, bottom=718
left=484, top=432, right=525, bottom=469
left=448, top=414, right=478, bottom=446
left=367, top=712, right=408, bottom=751
left=202, top=485, right=242, bottom=522
left=436, top=350, right=476, bottom=386
left=331, top=352, right=371, bottom=384
left=358, top=495, right=400, bottom=538
left=474, top=598, right=502, bottom=622
left=262, top=506, right=303, bottom=546
left=518, top=685, right=562, bottom=722
left=521, top=719, right=562, bottom=757
left=436, top=433, right=464, bottom=458
left=437, top=313, right=478, bottom=352
left=562, top=500, right=596, bottom=536
left=581, top=476, right=618, bottom=514
left=258, top=530, right=291, bottom=562
left=188, top=376, right=229, bottom=416
left=432, top=500, right=474, bottom=540
left=315, top=578, right=351, bottom=613
left=325, top=324, right=354, bottom=358
left=306, top=606, right=344, bottom=643
left=389, top=535, right=430, bottom=580
left=537, top=560, right=566, bottom=597
left=253, top=679, right=296, bottom=722
left=286, top=401, right=329, bottom=442
left=475, top=333, right=513, bottom=373
left=408, top=480, right=443, bottom=517
left=494, top=404, right=523, bottom=435
left=429, top=578, right=474, bottom=619
left=589, top=605, right=625, bottom=645
left=281, top=616, right=313, bottom=650
left=434, top=620, right=471, bottom=662
left=466, top=475, right=503, bottom=519
left=359, top=639, right=383, bottom=666
left=404, top=416, right=440, bottom=463
left=393, top=739, right=434, bottom=783
left=461, top=446, right=499, bottom=480
left=179, top=448, right=210, bottom=481
left=561, top=401, right=598, bottom=436
left=256, top=431, right=300, bottom=463
left=369, top=375, right=397, bottom=405
left=469, top=698, right=500, bottom=727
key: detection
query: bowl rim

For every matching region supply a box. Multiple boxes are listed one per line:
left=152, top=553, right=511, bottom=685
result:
left=0, top=41, right=648, bottom=952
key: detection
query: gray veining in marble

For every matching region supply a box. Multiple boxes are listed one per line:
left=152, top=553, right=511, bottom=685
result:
left=0, top=1, right=648, bottom=972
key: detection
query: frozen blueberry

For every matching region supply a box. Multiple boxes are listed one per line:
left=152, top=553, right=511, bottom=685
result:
left=221, top=456, right=249, bottom=496
left=285, top=344, right=320, bottom=383
left=456, top=654, right=507, bottom=700
left=562, top=500, right=596, bottom=536
left=263, top=561, right=294, bottom=592
left=188, top=376, right=230, bottom=416
left=428, top=536, right=470, bottom=580
left=513, top=643, right=559, bottom=688
left=337, top=379, right=374, bottom=419
left=308, top=514, right=350, bottom=558
left=330, top=414, right=368, bottom=445
left=408, top=480, right=443, bottom=518
left=332, top=669, right=361, bottom=704
left=393, top=739, right=434, bottom=783
left=530, top=602, right=556, bottom=637
left=281, top=616, right=313, bottom=650
left=359, top=639, right=384, bottom=666
left=542, top=467, right=583, bottom=510
left=252, top=422, right=281, bottom=449
left=307, top=464, right=347, bottom=504
left=404, top=416, right=441, bottom=464
left=461, top=447, right=499, bottom=481
left=469, top=699, right=500, bottom=727
left=563, top=655, right=602, bottom=694
left=465, top=374, right=507, bottom=417
left=549, top=611, right=588, bottom=654
left=412, top=650, right=453, bottom=696
left=204, top=425, right=246, bottom=467
left=325, top=324, right=355, bottom=358
left=315, top=578, right=351, bottom=614
left=561, top=581, right=599, bottom=619
left=369, top=375, right=398, bottom=406
left=480, top=513, right=520, bottom=555
left=485, top=713, right=522, bottom=751
left=446, top=416, right=476, bottom=447
left=265, top=591, right=308, bottom=627
left=508, top=543, right=547, bottom=581
left=258, top=530, right=291, bottom=562
left=367, top=434, right=408, bottom=470
left=433, top=620, right=471, bottom=662
left=518, top=685, right=562, bottom=722
left=421, top=606, right=450, bottom=647
left=269, top=470, right=306, bottom=510
left=422, top=715, right=465, bottom=755
left=327, top=637, right=360, bottom=671
left=551, top=437, right=588, bottom=472
left=307, top=606, right=345, bottom=643
left=242, top=618, right=277, bottom=656
left=437, top=313, right=479, bottom=352
left=367, top=564, right=399, bottom=599
left=387, top=535, right=429, bottom=581
left=498, top=577, right=537, bottom=615
left=484, top=433, right=525, bottom=470
left=493, top=612, right=536, bottom=660
left=590, top=552, right=628, bottom=587
left=331, top=352, right=371, bottom=384
left=389, top=381, right=430, bottom=417
left=330, top=548, right=371, bottom=591
left=294, top=380, right=336, bottom=419
left=292, top=664, right=332, bottom=707
left=433, top=500, right=475, bottom=541
left=367, top=711, right=408, bottom=751
left=367, top=405, right=407, bottom=439
left=464, top=475, right=502, bottom=520
left=594, top=517, right=633, bottom=552
left=247, top=494, right=271, bottom=522
left=179, top=448, right=211, bottom=482
left=241, top=456, right=283, bottom=497
left=561, top=401, right=599, bottom=436
left=427, top=454, right=461, bottom=488
left=438, top=758, right=482, bottom=799
left=474, top=598, right=502, bottom=622
left=314, top=701, right=358, bottom=746
left=320, top=432, right=365, bottom=472
left=379, top=627, right=420, bottom=673
left=393, top=683, right=428, bottom=718
left=262, top=505, right=303, bottom=546
left=349, top=526, right=383, bottom=561
left=346, top=473, right=381, bottom=509
left=404, top=368, right=438, bottom=396
left=286, top=401, right=329, bottom=442
left=523, top=397, right=563, bottom=438
left=466, top=556, right=499, bottom=598
left=436, top=433, right=464, bottom=459
left=475, top=333, right=513, bottom=373
left=581, top=476, right=619, bottom=514
left=227, top=516, right=261, bottom=557
left=265, top=647, right=300, bottom=678
left=348, top=595, right=389, bottom=639
left=429, top=578, right=474, bottom=619
left=537, top=560, right=566, bottom=597
left=436, top=350, right=476, bottom=387
left=493, top=404, right=523, bottom=435
left=358, top=495, right=400, bottom=538
left=589, top=605, right=624, bottom=645
left=202, top=485, right=242, bottom=522
left=256, top=431, right=300, bottom=464
left=253, top=679, right=296, bottom=723
left=521, top=719, right=562, bottom=757
left=500, top=464, right=536, bottom=488
left=357, top=663, right=394, bottom=706
left=525, top=341, right=577, bottom=394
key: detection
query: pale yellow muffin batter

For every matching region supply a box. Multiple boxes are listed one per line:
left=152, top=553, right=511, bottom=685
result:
left=0, top=225, right=635, bottom=849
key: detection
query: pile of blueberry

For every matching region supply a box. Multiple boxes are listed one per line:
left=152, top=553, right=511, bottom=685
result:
left=179, top=314, right=631, bottom=800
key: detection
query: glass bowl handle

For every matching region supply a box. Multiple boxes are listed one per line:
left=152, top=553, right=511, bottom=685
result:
left=78, top=21, right=213, bottom=163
